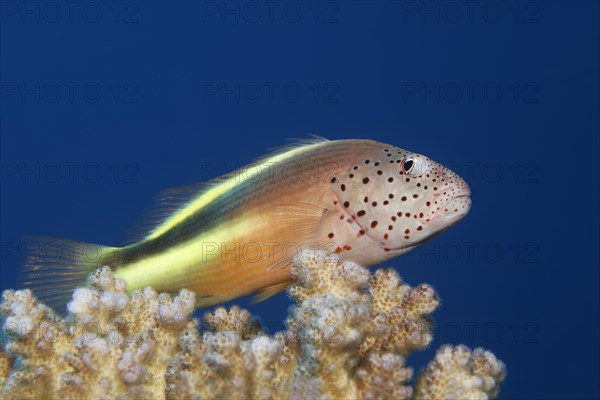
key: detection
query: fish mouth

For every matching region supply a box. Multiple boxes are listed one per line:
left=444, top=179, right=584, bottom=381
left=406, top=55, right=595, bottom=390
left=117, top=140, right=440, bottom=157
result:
left=377, top=191, right=472, bottom=253
left=441, top=194, right=471, bottom=218
left=417, top=191, right=471, bottom=224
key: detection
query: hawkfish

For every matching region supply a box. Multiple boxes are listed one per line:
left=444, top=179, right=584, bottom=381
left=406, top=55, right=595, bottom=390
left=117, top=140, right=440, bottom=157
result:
left=24, top=138, right=471, bottom=309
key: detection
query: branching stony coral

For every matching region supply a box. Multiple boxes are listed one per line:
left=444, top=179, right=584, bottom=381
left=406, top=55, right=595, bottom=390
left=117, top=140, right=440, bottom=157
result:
left=0, top=346, right=12, bottom=388
left=0, top=267, right=196, bottom=400
left=414, top=345, right=506, bottom=400
left=0, top=250, right=506, bottom=399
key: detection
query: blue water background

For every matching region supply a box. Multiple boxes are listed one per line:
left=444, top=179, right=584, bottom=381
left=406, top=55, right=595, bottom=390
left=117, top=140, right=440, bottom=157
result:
left=1, top=2, right=598, bottom=399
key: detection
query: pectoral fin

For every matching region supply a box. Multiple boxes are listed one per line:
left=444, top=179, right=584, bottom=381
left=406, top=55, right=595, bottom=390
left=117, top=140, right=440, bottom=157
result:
left=265, top=202, right=333, bottom=272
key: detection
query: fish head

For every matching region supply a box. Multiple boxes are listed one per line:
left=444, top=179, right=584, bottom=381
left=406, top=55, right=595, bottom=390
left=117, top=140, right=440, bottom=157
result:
left=331, top=144, right=471, bottom=261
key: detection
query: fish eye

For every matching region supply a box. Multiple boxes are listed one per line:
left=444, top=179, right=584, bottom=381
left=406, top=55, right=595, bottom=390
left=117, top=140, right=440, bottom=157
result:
left=402, top=156, right=427, bottom=177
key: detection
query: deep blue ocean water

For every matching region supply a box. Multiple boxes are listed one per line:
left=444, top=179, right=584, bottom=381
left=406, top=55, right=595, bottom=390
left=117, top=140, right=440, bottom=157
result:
left=1, top=1, right=598, bottom=398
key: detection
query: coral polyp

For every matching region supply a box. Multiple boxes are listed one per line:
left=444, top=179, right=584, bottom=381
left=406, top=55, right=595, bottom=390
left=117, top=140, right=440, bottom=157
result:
left=0, top=251, right=505, bottom=399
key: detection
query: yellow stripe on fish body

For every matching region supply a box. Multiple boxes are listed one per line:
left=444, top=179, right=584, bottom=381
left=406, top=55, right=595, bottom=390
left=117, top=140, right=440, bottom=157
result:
left=114, top=138, right=338, bottom=305
left=146, top=139, right=327, bottom=241
left=115, top=212, right=260, bottom=295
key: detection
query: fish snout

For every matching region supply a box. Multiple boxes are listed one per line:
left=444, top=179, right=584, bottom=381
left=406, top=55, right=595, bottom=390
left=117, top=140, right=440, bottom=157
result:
left=438, top=174, right=471, bottom=221
left=419, top=169, right=471, bottom=225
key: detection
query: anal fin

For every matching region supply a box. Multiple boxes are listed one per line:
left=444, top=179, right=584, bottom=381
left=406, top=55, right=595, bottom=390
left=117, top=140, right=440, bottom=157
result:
left=251, top=281, right=292, bottom=304
left=195, top=294, right=222, bottom=308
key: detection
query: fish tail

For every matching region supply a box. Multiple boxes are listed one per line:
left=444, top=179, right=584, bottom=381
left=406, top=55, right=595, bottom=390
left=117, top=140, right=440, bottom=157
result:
left=20, top=236, right=121, bottom=313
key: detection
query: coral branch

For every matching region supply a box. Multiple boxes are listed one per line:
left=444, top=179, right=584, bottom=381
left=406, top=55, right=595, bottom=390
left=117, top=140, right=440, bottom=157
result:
left=0, top=251, right=506, bottom=399
left=0, top=267, right=196, bottom=399
left=414, top=345, right=506, bottom=400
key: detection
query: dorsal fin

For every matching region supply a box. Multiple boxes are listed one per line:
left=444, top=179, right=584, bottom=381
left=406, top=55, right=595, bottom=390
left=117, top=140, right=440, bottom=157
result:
left=258, top=135, right=329, bottom=163
left=124, top=182, right=209, bottom=244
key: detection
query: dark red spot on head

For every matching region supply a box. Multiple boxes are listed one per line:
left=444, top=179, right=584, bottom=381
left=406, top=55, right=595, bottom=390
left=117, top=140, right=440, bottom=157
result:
left=343, top=201, right=350, bottom=208
left=357, top=210, right=366, bottom=217
left=371, top=221, right=378, bottom=228
left=417, top=226, right=423, bottom=231
left=328, top=233, right=334, bottom=238
left=384, top=233, right=389, bottom=240
left=358, top=229, right=366, bottom=236
left=341, top=184, right=346, bottom=191
left=363, top=177, right=370, bottom=184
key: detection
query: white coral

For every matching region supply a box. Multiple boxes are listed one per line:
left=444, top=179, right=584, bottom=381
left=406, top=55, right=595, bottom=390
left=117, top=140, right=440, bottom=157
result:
left=414, top=344, right=506, bottom=400
left=0, top=252, right=506, bottom=400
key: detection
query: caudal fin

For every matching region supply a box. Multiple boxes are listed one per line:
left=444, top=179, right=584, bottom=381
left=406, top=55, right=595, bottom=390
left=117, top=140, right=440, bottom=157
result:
left=20, top=237, right=119, bottom=313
